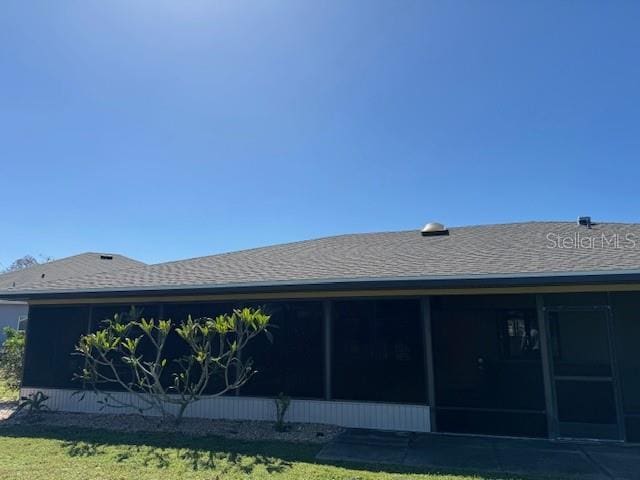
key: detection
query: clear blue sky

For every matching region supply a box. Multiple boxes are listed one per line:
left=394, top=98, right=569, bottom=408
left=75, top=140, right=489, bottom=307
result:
left=1, top=1, right=639, bottom=268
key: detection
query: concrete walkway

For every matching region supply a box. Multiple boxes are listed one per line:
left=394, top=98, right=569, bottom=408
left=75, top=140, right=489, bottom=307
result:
left=317, top=429, right=640, bottom=479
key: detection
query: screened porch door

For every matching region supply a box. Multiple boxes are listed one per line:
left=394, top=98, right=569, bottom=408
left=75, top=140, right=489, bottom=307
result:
left=546, top=307, right=624, bottom=441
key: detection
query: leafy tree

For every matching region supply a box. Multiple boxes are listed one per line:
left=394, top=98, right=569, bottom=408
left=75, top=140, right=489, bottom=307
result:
left=2, top=254, right=53, bottom=273
left=0, top=327, right=26, bottom=389
left=75, top=307, right=271, bottom=423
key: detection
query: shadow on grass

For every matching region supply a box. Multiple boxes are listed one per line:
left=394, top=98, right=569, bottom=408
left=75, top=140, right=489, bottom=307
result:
left=0, top=423, right=536, bottom=479
left=2, top=424, right=299, bottom=476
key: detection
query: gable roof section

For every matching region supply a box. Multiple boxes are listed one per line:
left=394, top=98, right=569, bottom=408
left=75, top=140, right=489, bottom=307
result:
left=3, top=222, right=640, bottom=299
left=0, top=253, right=145, bottom=291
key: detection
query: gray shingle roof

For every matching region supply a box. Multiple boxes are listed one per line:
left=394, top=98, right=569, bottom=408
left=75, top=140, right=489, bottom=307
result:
left=3, top=222, right=640, bottom=297
left=0, top=253, right=145, bottom=291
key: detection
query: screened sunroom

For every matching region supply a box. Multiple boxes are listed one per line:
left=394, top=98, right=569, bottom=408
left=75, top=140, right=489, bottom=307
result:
left=4, top=222, right=640, bottom=442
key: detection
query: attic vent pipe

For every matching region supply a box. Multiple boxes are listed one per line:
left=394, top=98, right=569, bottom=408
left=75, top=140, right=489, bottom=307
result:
left=421, top=222, right=449, bottom=236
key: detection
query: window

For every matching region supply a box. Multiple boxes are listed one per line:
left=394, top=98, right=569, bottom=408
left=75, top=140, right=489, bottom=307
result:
left=501, top=311, right=541, bottom=359
left=17, top=315, right=28, bottom=331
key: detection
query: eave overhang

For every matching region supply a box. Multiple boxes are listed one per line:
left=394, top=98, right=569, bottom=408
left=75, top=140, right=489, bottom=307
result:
left=3, top=269, right=640, bottom=302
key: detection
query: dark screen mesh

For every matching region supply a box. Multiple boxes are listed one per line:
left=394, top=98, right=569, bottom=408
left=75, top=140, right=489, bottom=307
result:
left=240, top=301, right=324, bottom=398
left=88, top=304, right=160, bottom=391
left=91, top=304, right=160, bottom=331
left=332, top=299, right=426, bottom=403
left=556, top=379, right=617, bottom=424
left=23, top=305, right=90, bottom=388
left=163, top=302, right=235, bottom=394
left=610, top=293, right=640, bottom=413
left=165, top=301, right=324, bottom=398
left=625, top=415, right=640, bottom=442
left=436, top=408, right=547, bottom=437
left=432, top=294, right=546, bottom=437
left=543, top=292, right=610, bottom=308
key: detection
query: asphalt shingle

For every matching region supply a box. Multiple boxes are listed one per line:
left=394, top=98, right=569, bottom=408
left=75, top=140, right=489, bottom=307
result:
left=3, top=222, right=640, bottom=295
left=0, top=253, right=144, bottom=290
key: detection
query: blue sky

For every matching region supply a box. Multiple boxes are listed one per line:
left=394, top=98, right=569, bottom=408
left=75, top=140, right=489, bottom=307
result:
left=1, top=1, right=639, bottom=268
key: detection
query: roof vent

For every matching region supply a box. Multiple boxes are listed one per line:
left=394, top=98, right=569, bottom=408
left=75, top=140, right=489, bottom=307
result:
left=421, top=222, right=449, bottom=236
left=100, top=255, right=114, bottom=260
left=577, top=216, right=593, bottom=228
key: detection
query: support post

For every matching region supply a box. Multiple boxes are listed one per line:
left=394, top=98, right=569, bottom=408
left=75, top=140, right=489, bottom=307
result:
left=323, top=300, right=332, bottom=401
left=80, top=305, right=95, bottom=391
left=87, top=304, right=94, bottom=333
left=536, top=294, right=557, bottom=439
left=421, top=297, right=437, bottom=432
left=19, top=304, right=33, bottom=391
left=604, top=295, right=627, bottom=442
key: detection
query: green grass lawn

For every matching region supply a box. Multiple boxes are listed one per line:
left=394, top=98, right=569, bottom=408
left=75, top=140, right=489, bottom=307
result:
left=0, top=424, right=500, bottom=480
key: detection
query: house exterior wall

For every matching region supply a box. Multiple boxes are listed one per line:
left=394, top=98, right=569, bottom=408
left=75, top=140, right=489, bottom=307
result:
left=20, top=387, right=430, bottom=432
left=18, top=287, right=640, bottom=442
left=0, top=301, right=27, bottom=342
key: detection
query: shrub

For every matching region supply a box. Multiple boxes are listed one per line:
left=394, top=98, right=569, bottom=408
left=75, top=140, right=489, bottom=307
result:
left=274, top=392, right=291, bottom=432
left=0, top=327, right=25, bottom=390
left=17, top=391, right=50, bottom=416
left=75, top=306, right=271, bottom=423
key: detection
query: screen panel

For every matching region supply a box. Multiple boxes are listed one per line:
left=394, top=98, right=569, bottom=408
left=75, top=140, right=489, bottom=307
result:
left=332, top=299, right=426, bottom=403
left=88, top=304, right=161, bottom=392
left=610, top=292, right=640, bottom=413
left=240, top=301, right=324, bottom=398
left=548, top=310, right=612, bottom=377
left=431, top=294, right=546, bottom=437
left=609, top=292, right=640, bottom=441
left=556, top=380, right=617, bottom=424
left=23, top=305, right=90, bottom=389
left=162, top=302, right=234, bottom=394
